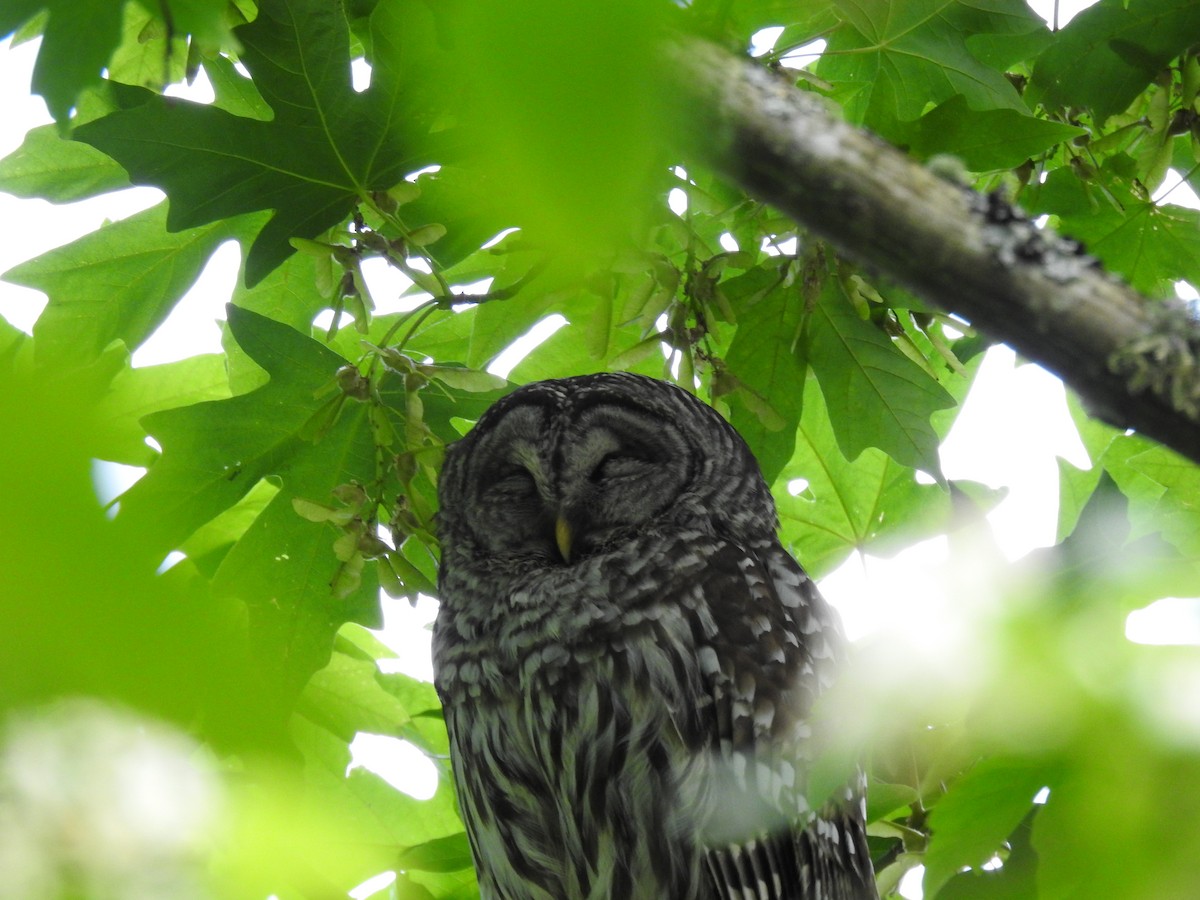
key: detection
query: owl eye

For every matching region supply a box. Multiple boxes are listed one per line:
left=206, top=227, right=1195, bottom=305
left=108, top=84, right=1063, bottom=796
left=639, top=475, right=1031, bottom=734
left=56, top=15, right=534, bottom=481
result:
left=590, top=451, right=655, bottom=482
left=487, top=467, right=537, bottom=496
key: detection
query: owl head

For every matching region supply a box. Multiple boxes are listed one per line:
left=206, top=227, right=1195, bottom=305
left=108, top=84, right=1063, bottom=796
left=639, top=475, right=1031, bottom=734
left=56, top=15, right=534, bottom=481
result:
left=436, top=373, right=777, bottom=568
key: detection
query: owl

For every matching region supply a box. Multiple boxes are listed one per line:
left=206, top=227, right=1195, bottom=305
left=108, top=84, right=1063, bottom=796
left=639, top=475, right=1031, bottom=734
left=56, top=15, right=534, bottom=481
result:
left=433, top=373, right=876, bottom=900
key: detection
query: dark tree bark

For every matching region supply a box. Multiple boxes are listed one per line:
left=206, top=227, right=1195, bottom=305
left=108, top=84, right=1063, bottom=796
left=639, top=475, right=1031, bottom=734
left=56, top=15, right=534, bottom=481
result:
left=670, top=39, right=1200, bottom=466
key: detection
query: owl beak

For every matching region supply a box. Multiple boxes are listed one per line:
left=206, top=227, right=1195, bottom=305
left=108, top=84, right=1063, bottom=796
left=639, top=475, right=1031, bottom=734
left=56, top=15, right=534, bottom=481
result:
left=554, top=516, right=573, bottom=563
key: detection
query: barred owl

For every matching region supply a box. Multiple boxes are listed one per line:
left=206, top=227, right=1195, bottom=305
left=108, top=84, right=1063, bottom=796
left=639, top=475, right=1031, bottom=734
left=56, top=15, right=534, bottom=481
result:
left=433, top=373, right=876, bottom=899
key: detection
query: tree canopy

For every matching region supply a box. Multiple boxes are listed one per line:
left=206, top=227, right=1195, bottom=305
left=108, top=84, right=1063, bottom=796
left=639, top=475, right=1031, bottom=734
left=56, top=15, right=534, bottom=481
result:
left=2, top=0, right=1200, bottom=897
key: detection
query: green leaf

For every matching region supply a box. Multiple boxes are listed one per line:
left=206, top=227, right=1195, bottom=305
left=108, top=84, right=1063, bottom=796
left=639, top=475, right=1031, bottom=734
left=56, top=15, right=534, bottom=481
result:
left=1031, top=166, right=1200, bottom=295
left=202, top=53, right=273, bottom=120
left=694, top=0, right=839, bottom=44
left=1055, top=457, right=1103, bottom=544
left=294, top=713, right=464, bottom=852
left=501, top=293, right=664, bottom=384
left=378, top=671, right=450, bottom=759
left=396, top=833, right=475, bottom=874
left=467, top=290, right=562, bottom=369
left=297, top=640, right=414, bottom=743
left=0, top=358, right=271, bottom=748
left=818, top=0, right=1029, bottom=136
left=218, top=489, right=378, bottom=693
left=1063, top=391, right=1167, bottom=543
left=1093, top=435, right=1171, bottom=544
left=1031, top=0, right=1200, bottom=120
left=417, top=363, right=507, bottom=393
left=723, top=277, right=807, bottom=485
left=229, top=245, right=333, bottom=380
left=903, top=95, right=1085, bottom=171
left=432, top=0, right=673, bottom=256
left=0, top=121, right=130, bottom=201
left=397, top=167, right=523, bottom=271
left=155, top=0, right=244, bottom=47
left=934, top=809, right=1040, bottom=900
left=93, top=353, right=232, bottom=466
left=1032, top=720, right=1200, bottom=898
left=807, top=280, right=955, bottom=477
left=381, top=550, right=436, bottom=603
left=106, top=3, right=188, bottom=91
left=286, top=715, right=456, bottom=892
left=375, top=367, right=510, bottom=448
left=1, top=1, right=125, bottom=123
left=1088, top=200, right=1200, bottom=296
left=776, top=380, right=981, bottom=577
left=75, top=0, right=434, bottom=286
left=112, top=305, right=348, bottom=551
left=866, top=779, right=920, bottom=822
left=114, top=306, right=382, bottom=705
left=1, top=0, right=237, bottom=123
left=182, top=479, right=281, bottom=576
left=1030, top=469, right=1196, bottom=615
left=924, top=756, right=1053, bottom=897
left=292, top=497, right=359, bottom=525
left=0, top=315, right=31, bottom=369
left=4, top=202, right=258, bottom=367
left=1125, top=446, right=1200, bottom=557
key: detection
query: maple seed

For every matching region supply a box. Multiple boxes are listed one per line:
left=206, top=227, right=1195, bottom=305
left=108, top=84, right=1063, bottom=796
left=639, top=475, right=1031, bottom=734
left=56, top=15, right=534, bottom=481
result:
left=336, top=365, right=370, bottom=400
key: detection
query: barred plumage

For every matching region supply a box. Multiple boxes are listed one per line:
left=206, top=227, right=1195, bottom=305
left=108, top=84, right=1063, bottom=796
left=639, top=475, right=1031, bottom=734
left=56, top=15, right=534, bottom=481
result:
left=434, top=373, right=876, bottom=899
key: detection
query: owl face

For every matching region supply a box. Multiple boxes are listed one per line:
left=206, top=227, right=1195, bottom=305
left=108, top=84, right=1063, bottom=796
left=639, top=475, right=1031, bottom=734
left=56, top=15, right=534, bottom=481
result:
left=437, top=373, right=776, bottom=566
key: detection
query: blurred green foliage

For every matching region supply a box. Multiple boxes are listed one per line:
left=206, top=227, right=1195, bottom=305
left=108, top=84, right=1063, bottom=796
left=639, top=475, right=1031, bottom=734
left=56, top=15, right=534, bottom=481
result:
left=3, top=0, right=1200, bottom=896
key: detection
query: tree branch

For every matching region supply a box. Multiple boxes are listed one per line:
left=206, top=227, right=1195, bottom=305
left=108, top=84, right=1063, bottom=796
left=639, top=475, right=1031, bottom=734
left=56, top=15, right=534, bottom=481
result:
left=670, top=39, right=1200, bottom=466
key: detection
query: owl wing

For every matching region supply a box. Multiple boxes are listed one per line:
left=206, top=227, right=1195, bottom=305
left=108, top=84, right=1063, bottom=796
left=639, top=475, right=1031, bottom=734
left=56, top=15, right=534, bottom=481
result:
left=686, top=539, right=877, bottom=900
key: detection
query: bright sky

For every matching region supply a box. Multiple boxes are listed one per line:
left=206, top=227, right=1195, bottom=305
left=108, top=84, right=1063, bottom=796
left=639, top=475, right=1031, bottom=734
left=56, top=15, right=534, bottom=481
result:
left=1, top=4, right=1195, bottom=896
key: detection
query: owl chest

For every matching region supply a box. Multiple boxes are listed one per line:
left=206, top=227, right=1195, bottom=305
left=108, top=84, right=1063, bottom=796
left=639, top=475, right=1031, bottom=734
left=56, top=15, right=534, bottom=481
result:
left=438, top=580, right=712, bottom=709
left=433, top=539, right=818, bottom=898
left=435, top=544, right=719, bottom=700
left=443, top=611, right=715, bottom=899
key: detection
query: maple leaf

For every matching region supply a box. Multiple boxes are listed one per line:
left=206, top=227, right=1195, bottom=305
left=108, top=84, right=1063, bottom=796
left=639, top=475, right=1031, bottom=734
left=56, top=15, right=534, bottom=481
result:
left=75, top=0, right=434, bottom=286
left=117, top=304, right=380, bottom=700
left=0, top=0, right=236, bottom=122
left=807, top=279, right=955, bottom=479
left=817, top=0, right=1042, bottom=138
left=1030, top=0, right=1200, bottom=120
